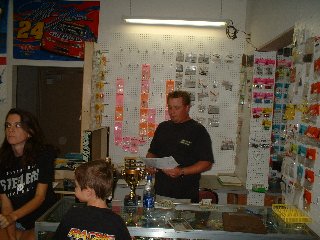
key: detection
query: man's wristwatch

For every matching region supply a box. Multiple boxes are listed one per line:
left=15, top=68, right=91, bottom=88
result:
left=180, top=167, right=185, bottom=177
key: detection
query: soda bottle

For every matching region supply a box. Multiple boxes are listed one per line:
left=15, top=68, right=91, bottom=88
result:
left=143, top=175, right=155, bottom=218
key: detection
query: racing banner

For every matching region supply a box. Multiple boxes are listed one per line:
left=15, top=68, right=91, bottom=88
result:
left=0, top=0, right=9, bottom=54
left=13, top=0, right=100, bottom=61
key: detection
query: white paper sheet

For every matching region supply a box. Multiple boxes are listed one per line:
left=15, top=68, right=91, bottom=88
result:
left=141, top=156, right=179, bottom=169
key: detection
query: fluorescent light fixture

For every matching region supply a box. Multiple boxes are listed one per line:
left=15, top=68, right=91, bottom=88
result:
left=123, top=16, right=229, bottom=27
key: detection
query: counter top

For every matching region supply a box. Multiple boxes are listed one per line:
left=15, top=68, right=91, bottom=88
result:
left=35, top=196, right=318, bottom=240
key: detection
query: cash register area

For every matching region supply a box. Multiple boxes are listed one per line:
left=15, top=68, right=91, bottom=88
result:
left=35, top=162, right=318, bottom=240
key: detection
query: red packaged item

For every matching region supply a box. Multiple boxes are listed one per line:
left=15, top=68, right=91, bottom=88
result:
left=305, top=169, right=315, bottom=183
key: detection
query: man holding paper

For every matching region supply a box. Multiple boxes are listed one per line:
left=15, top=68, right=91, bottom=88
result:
left=146, top=90, right=214, bottom=203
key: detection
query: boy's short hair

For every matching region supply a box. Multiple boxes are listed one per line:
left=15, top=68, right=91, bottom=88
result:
left=75, top=160, right=113, bottom=200
left=167, top=90, right=191, bottom=106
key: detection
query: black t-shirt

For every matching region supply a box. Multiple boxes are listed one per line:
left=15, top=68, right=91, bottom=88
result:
left=0, top=149, right=57, bottom=229
left=53, top=205, right=131, bottom=240
left=149, top=119, right=214, bottom=201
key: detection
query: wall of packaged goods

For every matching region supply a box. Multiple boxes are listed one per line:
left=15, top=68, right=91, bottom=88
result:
left=279, top=14, right=320, bottom=236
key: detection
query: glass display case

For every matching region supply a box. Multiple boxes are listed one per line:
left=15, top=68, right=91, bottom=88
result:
left=35, top=196, right=318, bottom=240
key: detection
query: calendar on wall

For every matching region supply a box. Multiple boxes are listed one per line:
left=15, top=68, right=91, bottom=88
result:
left=98, top=33, right=245, bottom=174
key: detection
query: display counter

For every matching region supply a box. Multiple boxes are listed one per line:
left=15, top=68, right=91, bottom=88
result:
left=35, top=196, right=319, bottom=240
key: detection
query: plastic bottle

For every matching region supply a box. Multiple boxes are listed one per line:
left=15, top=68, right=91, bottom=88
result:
left=143, top=175, right=155, bottom=218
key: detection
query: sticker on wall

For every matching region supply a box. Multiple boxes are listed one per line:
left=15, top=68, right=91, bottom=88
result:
left=185, top=66, right=197, bottom=75
left=198, top=65, right=208, bottom=76
left=185, top=53, right=197, bottom=63
left=184, top=78, right=196, bottom=88
left=139, top=122, right=147, bottom=137
left=122, top=136, right=131, bottom=152
left=198, top=78, right=208, bottom=88
left=142, top=64, right=151, bottom=80
left=140, top=93, right=149, bottom=108
left=139, top=108, right=148, bottom=137
left=209, top=90, right=219, bottom=102
left=208, top=118, right=219, bottom=127
left=147, top=108, right=157, bottom=137
left=176, top=51, right=184, bottom=62
left=141, top=80, right=150, bottom=94
left=115, top=106, right=123, bottom=121
left=148, top=108, right=156, bottom=123
left=114, top=121, right=123, bottom=146
left=116, top=93, right=124, bottom=106
left=129, top=137, right=139, bottom=153
left=176, top=63, right=183, bottom=73
left=198, top=54, right=209, bottom=64
left=116, top=78, right=125, bottom=95
left=166, top=80, right=175, bottom=94
left=115, top=77, right=125, bottom=121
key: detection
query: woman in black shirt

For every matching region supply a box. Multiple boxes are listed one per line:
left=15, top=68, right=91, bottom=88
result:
left=0, top=108, right=58, bottom=240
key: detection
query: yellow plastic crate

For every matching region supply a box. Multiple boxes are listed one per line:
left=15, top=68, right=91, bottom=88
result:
left=272, top=204, right=312, bottom=223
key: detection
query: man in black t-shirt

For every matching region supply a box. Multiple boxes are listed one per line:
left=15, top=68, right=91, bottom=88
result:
left=146, top=90, right=214, bottom=203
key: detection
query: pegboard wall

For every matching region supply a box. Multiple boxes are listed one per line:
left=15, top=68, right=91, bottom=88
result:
left=99, top=33, right=244, bottom=173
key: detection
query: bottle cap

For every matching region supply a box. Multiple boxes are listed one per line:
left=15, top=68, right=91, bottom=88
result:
left=147, top=175, right=152, bottom=180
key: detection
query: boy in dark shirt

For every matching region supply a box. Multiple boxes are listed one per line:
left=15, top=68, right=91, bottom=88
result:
left=54, top=160, right=131, bottom=240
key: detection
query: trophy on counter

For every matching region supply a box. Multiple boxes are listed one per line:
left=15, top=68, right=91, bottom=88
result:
left=122, top=157, right=146, bottom=206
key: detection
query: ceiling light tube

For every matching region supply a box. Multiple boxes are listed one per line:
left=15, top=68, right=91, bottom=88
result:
left=123, top=16, right=229, bottom=27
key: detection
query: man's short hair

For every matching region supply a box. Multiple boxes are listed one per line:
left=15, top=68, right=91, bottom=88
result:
left=75, top=160, right=113, bottom=200
left=167, top=90, right=191, bottom=106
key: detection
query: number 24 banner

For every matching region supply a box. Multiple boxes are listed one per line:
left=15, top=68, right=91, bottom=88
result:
left=13, top=0, right=100, bottom=61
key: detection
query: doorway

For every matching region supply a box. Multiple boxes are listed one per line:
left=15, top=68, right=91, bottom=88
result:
left=16, top=66, right=83, bottom=157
